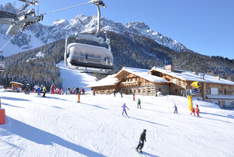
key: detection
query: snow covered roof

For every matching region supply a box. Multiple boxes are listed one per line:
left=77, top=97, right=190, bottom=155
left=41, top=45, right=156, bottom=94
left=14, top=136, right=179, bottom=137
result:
left=118, top=67, right=168, bottom=83
left=88, top=74, right=119, bottom=87
left=151, top=67, right=234, bottom=85
left=9, top=81, right=24, bottom=86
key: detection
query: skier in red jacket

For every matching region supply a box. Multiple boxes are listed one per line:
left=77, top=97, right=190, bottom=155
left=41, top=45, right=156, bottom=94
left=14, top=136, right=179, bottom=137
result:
left=195, top=105, right=200, bottom=117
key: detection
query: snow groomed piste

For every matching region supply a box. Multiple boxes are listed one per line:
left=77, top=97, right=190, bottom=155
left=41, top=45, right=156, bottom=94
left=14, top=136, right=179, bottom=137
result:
left=0, top=91, right=234, bottom=157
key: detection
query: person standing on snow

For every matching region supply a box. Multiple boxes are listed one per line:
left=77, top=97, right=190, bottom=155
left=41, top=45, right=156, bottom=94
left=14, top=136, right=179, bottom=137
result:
left=173, top=104, right=178, bottom=114
left=137, top=98, right=141, bottom=109
left=190, top=107, right=195, bottom=116
left=133, top=92, right=135, bottom=101
left=36, top=86, right=41, bottom=96
left=42, top=86, right=47, bottom=97
left=195, top=104, right=200, bottom=117
left=120, top=91, right=123, bottom=98
left=121, top=103, right=129, bottom=117
left=136, top=129, right=147, bottom=153
left=76, top=88, right=81, bottom=103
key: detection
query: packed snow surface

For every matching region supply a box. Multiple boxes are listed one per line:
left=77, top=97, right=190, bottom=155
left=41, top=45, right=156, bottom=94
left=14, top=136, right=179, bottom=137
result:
left=0, top=92, right=234, bottom=157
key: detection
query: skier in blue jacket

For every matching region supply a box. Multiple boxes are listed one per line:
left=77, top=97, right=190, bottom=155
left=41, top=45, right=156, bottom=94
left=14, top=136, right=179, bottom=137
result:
left=121, top=103, right=129, bottom=117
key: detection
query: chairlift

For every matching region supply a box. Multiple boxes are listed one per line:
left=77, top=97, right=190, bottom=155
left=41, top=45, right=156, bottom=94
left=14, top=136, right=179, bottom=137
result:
left=0, top=0, right=43, bottom=35
left=64, top=0, right=114, bottom=74
left=64, top=33, right=113, bottom=73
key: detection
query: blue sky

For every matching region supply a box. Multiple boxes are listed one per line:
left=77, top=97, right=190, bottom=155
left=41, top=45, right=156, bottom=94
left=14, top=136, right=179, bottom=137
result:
left=1, top=0, right=234, bottom=59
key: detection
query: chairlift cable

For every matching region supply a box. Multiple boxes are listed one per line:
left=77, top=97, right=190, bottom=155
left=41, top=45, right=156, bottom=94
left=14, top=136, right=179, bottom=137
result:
left=0, top=29, right=24, bottom=53
left=0, top=35, right=16, bottom=52
left=45, top=1, right=89, bottom=15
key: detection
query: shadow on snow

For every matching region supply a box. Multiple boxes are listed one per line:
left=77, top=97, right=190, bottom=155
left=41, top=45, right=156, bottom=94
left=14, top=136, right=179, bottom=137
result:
left=41, top=96, right=68, bottom=101
left=141, top=151, right=160, bottom=157
left=1, top=96, right=30, bottom=102
left=51, top=106, right=64, bottom=110
left=1, top=102, right=24, bottom=108
left=0, top=117, right=106, bottom=157
left=81, top=103, right=108, bottom=110
left=130, top=116, right=168, bottom=127
left=201, top=112, right=234, bottom=120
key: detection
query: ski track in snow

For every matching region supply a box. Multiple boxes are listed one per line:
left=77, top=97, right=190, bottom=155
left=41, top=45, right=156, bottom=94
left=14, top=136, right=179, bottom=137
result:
left=0, top=92, right=234, bottom=157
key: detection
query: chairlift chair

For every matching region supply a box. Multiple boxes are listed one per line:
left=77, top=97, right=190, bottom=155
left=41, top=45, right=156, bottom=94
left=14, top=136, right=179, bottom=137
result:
left=64, top=33, right=114, bottom=74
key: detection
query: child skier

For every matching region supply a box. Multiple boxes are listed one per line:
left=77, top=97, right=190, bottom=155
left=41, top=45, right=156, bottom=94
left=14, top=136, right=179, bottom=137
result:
left=195, top=104, right=200, bottom=117
left=136, top=129, right=147, bottom=153
left=173, top=104, right=178, bottom=114
left=137, top=98, right=141, bottom=109
left=121, top=103, right=129, bottom=117
left=191, top=107, right=195, bottom=116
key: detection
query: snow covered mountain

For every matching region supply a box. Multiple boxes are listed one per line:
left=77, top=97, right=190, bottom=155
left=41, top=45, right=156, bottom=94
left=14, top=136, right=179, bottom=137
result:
left=0, top=3, right=189, bottom=56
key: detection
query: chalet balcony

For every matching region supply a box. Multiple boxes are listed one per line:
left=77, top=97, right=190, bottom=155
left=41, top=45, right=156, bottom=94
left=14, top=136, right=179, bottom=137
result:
left=120, top=81, right=140, bottom=87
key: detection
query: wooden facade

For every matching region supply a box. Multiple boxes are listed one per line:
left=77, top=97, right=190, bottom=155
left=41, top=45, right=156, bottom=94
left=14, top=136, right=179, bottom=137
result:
left=90, top=66, right=234, bottom=101
left=90, top=68, right=169, bottom=96
left=151, top=68, right=234, bottom=100
left=116, top=71, right=168, bottom=96
left=92, top=85, right=117, bottom=95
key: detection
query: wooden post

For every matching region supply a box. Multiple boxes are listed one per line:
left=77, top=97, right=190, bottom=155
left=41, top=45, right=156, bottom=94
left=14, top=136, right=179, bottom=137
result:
left=202, top=82, right=207, bottom=100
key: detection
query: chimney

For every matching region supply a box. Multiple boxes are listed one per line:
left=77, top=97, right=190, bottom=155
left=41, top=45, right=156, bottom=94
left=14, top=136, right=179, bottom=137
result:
left=164, top=64, right=174, bottom=72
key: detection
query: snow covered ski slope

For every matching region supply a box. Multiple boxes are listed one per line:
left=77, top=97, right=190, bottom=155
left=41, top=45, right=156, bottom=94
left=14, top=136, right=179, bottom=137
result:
left=0, top=92, right=234, bottom=157
left=57, top=62, right=97, bottom=90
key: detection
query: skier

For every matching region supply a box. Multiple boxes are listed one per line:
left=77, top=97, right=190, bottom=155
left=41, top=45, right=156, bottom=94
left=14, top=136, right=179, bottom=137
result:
left=36, top=86, right=41, bottom=96
left=42, top=86, right=47, bottom=97
left=133, top=92, right=135, bottom=101
left=190, top=107, right=195, bottom=116
left=81, top=88, right=85, bottom=95
left=50, top=84, right=56, bottom=94
left=75, top=88, right=80, bottom=95
left=121, top=103, right=129, bottom=117
left=137, top=98, right=141, bottom=109
left=24, top=83, right=30, bottom=94
left=136, top=129, right=147, bottom=153
left=76, top=88, right=81, bottom=103
left=120, top=91, right=123, bottom=98
left=173, top=104, right=178, bottom=114
left=195, top=104, right=200, bottom=117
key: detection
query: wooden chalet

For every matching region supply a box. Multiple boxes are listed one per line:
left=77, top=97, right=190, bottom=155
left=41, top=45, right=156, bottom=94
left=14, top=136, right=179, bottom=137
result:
left=150, top=65, right=234, bottom=102
left=115, top=67, right=168, bottom=96
left=10, top=81, right=24, bottom=92
left=89, top=67, right=169, bottom=96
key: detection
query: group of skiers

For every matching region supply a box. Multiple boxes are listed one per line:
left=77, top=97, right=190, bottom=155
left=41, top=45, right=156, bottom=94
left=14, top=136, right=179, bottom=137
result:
left=191, top=104, right=200, bottom=117
left=121, top=98, right=142, bottom=117
left=173, top=104, right=200, bottom=117
left=66, top=87, right=85, bottom=95
left=35, top=85, right=47, bottom=97
left=120, top=94, right=201, bottom=153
